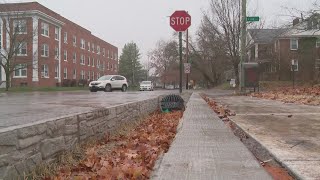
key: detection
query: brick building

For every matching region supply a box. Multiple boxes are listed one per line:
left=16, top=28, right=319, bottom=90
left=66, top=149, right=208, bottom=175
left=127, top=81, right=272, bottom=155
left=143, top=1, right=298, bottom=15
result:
left=0, top=2, right=118, bottom=88
left=247, top=16, right=320, bottom=83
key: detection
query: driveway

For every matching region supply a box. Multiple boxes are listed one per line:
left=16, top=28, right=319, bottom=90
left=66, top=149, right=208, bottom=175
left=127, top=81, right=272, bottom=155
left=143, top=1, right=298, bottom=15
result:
left=205, top=90, right=320, bottom=179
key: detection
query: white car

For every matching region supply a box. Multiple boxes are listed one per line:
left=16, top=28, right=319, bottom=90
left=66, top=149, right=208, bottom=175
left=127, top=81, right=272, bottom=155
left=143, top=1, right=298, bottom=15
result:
left=140, top=81, right=154, bottom=91
left=89, top=75, right=128, bottom=92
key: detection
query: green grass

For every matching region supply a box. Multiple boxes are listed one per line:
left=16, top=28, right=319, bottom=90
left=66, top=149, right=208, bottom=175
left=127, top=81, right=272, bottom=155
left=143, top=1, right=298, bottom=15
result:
left=0, top=86, right=88, bottom=93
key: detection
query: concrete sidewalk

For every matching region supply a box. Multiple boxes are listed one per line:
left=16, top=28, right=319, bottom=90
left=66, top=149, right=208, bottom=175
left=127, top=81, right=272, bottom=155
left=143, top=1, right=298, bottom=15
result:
left=151, top=93, right=271, bottom=180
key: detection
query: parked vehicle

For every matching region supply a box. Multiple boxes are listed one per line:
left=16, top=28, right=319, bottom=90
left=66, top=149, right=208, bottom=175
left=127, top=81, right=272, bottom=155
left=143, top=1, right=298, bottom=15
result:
left=89, top=75, right=128, bottom=92
left=139, top=81, right=154, bottom=91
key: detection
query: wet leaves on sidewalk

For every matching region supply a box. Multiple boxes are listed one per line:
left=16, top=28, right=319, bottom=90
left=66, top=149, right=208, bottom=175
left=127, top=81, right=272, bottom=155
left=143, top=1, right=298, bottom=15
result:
left=250, top=87, right=320, bottom=106
left=53, top=111, right=182, bottom=179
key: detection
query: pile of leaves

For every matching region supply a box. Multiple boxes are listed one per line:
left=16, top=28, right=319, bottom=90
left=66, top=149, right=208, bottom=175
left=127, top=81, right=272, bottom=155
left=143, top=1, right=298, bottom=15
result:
left=202, top=96, right=236, bottom=122
left=53, top=111, right=182, bottom=179
left=250, top=86, right=320, bottom=106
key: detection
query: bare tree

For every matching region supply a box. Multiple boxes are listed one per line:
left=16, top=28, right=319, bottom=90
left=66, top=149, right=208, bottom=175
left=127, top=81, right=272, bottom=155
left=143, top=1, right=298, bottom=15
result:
left=149, top=39, right=179, bottom=88
left=0, top=7, right=38, bottom=91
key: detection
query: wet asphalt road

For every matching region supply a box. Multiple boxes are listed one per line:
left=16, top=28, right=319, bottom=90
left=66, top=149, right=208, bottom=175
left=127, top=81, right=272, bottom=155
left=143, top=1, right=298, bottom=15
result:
left=0, top=90, right=176, bottom=130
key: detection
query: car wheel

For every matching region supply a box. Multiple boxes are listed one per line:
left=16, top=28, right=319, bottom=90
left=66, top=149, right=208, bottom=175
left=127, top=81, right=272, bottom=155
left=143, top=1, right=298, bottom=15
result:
left=105, top=84, right=112, bottom=92
left=121, top=85, right=127, bottom=92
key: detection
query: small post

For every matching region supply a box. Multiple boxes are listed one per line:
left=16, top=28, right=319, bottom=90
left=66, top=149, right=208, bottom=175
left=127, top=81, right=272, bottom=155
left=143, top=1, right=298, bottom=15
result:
left=179, top=32, right=183, bottom=94
left=186, top=29, right=189, bottom=90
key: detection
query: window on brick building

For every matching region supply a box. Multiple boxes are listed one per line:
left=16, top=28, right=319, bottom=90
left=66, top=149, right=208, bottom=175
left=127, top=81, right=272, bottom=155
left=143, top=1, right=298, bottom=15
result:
left=80, top=54, right=85, bottom=65
left=290, top=39, right=298, bottom=50
left=107, top=62, right=109, bottom=70
left=114, top=53, right=117, bottom=60
left=41, top=64, right=49, bottom=78
left=64, top=68, right=67, bottom=79
left=13, top=19, right=27, bottom=34
left=92, top=71, right=95, bottom=80
left=16, top=42, right=27, bottom=56
left=55, top=46, right=59, bottom=60
left=97, top=72, right=100, bottom=79
left=64, top=32, right=67, bottom=43
left=73, top=69, right=76, bottom=79
left=87, top=56, right=91, bottom=66
left=102, top=62, right=105, bottom=70
left=73, top=52, right=76, bottom=63
left=81, top=70, right=85, bottom=79
left=73, top=36, right=77, bottom=46
left=87, top=71, right=90, bottom=80
left=64, top=50, right=67, bottom=61
left=103, top=48, right=105, bottom=56
left=88, top=42, right=90, bottom=51
left=55, top=27, right=59, bottom=40
left=81, top=39, right=85, bottom=49
left=14, top=64, right=27, bottom=77
left=41, top=44, right=49, bottom=57
left=111, top=52, right=113, bottom=59
left=92, top=43, right=95, bottom=52
left=55, top=65, right=59, bottom=79
left=110, top=64, right=113, bottom=70
left=114, top=64, right=117, bottom=71
left=41, top=22, right=49, bottom=37
left=97, top=46, right=100, bottom=54
left=97, top=59, right=100, bottom=68
left=107, top=50, right=110, bottom=58
left=92, top=58, right=95, bottom=67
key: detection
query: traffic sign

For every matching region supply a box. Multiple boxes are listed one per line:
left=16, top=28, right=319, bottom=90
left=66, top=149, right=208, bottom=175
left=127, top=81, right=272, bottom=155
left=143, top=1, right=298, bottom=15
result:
left=184, top=63, right=191, bottom=74
left=170, top=11, right=191, bottom=32
left=247, top=16, right=259, bottom=22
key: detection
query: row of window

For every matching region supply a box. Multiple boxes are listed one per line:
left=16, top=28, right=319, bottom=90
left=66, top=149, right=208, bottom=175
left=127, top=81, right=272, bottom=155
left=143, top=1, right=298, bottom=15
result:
left=289, top=38, right=320, bottom=50
left=12, top=19, right=117, bottom=60
left=14, top=64, right=115, bottom=79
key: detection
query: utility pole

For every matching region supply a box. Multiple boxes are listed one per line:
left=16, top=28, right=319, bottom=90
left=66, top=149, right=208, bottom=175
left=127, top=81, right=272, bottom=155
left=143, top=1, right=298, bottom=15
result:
left=240, top=0, right=247, bottom=92
left=185, top=29, right=189, bottom=90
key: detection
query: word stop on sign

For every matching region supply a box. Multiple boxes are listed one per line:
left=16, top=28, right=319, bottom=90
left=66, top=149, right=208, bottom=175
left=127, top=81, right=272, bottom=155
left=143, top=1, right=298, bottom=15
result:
left=170, top=17, right=191, bottom=26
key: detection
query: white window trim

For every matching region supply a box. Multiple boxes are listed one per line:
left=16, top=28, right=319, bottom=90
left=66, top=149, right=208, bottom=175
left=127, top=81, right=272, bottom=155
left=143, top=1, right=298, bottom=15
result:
left=55, top=27, right=59, bottom=41
left=64, top=32, right=68, bottom=44
left=64, top=68, right=68, bottom=79
left=73, top=53, right=77, bottom=63
left=81, top=39, right=85, bottom=49
left=290, top=39, right=298, bottom=50
left=88, top=42, right=91, bottom=51
left=88, top=57, right=91, bottom=66
left=73, top=69, right=77, bottom=79
left=55, top=46, right=59, bottom=60
left=73, top=36, right=77, bottom=47
left=16, top=42, right=27, bottom=56
left=41, top=44, right=49, bottom=57
left=13, top=19, right=27, bottom=34
left=55, top=65, right=59, bottom=79
left=64, top=50, right=68, bottom=61
left=80, top=54, right=85, bottom=65
left=103, top=48, right=105, bottom=56
left=41, top=22, right=49, bottom=37
left=13, top=64, right=27, bottom=78
left=41, top=65, right=49, bottom=78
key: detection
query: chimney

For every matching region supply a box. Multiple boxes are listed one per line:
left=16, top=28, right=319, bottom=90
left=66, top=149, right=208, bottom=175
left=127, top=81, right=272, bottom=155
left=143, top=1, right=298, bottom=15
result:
left=293, top=18, right=300, bottom=26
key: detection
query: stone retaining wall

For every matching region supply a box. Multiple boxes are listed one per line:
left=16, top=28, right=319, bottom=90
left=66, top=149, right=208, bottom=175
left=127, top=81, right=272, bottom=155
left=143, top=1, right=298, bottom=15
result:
left=0, top=97, right=159, bottom=179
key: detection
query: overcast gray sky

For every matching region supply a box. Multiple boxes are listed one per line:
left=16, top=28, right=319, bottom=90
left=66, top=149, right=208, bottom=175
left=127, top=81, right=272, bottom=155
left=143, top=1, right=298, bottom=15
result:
left=4, top=0, right=317, bottom=64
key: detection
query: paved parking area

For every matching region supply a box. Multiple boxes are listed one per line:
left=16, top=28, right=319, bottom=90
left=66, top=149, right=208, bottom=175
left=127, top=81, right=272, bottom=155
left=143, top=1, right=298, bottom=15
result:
left=0, top=90, right=175, bottom=129
left=206, top=91, right=320, bottom=179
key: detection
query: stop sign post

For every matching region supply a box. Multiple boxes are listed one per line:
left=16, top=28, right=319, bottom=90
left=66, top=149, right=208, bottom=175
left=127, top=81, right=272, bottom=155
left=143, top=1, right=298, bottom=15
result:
left=170, top=10, right=191, bottom=93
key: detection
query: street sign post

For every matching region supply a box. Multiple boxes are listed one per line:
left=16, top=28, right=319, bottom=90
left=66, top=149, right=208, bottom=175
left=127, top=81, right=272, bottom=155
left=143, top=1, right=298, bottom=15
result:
left=170, top=10, right=191, bottom=93
left=247, top=16, right=259, bottom=22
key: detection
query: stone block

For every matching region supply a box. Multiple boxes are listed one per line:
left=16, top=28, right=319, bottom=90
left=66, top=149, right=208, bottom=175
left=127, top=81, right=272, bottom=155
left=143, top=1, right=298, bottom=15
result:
left=0, top=131, right=18, bottom=147
left=18, top=135, right=43, bottom=149
left=46, top=119, right=65, bottom=138
left=64, top=125, right=78, bottom=135
left=1, top=165, right=18, bottom=180
left=40, top=137, right=65, bottom=159
left=64, top=136, right=78, bottom=149
left=107, top=107, right=116, bottom=119
left=64, top=116, right=78, bottom=125
left=17, top=123, right=47, bottom=139
left=78, top=112, right=94, bottom=121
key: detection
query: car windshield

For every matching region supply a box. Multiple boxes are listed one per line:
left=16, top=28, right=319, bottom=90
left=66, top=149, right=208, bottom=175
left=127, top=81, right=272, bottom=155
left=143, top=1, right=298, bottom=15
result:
left=97, top=75, right=113, bottom=81
left=141, top=81, right=151, bottom=85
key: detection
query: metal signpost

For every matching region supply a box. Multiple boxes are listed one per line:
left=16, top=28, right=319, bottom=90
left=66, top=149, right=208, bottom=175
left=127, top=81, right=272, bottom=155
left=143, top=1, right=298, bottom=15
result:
left=170, top=10, right=191, bottom=93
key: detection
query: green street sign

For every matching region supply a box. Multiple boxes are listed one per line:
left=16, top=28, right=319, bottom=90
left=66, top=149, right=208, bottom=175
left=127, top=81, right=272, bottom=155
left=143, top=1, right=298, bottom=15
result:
left=247, top=16, right=259, bottom=22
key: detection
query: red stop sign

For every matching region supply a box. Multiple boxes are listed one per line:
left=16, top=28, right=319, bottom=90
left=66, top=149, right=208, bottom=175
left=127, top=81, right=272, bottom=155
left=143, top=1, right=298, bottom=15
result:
left=170, top=11, right=191, bottom=32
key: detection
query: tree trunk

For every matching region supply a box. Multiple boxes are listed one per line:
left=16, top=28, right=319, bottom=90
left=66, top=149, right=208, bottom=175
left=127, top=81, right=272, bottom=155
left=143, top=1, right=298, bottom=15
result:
left=5, top=72, right=10, bottom=91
